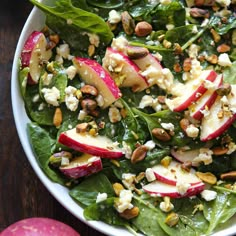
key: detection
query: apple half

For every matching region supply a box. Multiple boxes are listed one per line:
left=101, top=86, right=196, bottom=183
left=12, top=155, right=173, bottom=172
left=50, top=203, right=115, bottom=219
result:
left=59, top=153, right=102, bottom=179
left=165, top=70, right=218, bottom=112
left=73, top=57, right=121, bottom=108
left=102, top=47, right=149, bottom=92
left=143, top=180, right=205, bottom=198
left=21, top=31, right=52, bottom=84
left=189, top=74, right=223, bottom=120
left=152, top=160, right=201, bottom=185
left=58, top=128, right=124, bottom=158
left=200, top=85, right=236, bottom=141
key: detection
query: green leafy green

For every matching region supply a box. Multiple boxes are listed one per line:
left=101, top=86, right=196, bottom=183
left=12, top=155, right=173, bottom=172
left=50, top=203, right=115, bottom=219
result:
left=223, top=61, right=236, bottom=84
left=86, top=0, right=124, bottom=9
left=18, top=66, right=29, bottom=99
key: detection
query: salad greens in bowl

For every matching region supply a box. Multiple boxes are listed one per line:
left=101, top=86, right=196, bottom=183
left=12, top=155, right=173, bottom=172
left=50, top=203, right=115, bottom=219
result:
left=12, top=0, right=236, bottom=235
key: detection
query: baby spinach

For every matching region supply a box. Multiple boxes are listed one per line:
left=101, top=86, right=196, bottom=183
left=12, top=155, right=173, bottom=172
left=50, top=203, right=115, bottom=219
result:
left=27, top=122, right=65, bottom=184
left=86, top=0, right=124, bottom=9
left=18, top=66, right=29, bottom=99
left=69, top=173, right=115, bottom=207
left=30, top=0, right=114, bottom=51
left=223, top=61, right=236, bottom=84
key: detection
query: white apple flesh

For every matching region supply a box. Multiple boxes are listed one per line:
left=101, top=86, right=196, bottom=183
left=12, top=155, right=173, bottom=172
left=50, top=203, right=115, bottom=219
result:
left=152, top=160, right=202, bottom=185
left=200, top=85, right=236, bottom=141
left=189, top=74, right=223, bottom=120
left=73, top=57, right=121, bottom=108
left=171, top=148, right=200, bottom=167
left=58, top=128, right=124, bottom=158
left=166, top=70, right=218, bottom=112
left=59, top=153, right=102, bottom=179
left=102, top=47, right=149, bottom=92
left=21, top=31, right=52, bottom=84
left=143, top=180, right=205, bottom=198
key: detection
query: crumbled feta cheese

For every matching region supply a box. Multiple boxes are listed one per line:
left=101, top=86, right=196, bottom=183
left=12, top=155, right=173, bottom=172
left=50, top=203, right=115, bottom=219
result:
left=66, top=65, right=77, bottom=80
left=153, top=52, right=163, bottom=62
left=108, top=10, right=121, bottom=24
left=185, top=125, right=199, bottom=138
left=56, top=44, right=70, bottom=59
left=122, top=173, right=136, bottom=189
left=95, top=94, right=105, bottom=107
left=55, top=55, right=63, bottom=64
left=138, top=95, right=162, bottom=111
left=204, top=80, right=217, bottom=90
left=192, top=148, right=213, bottom=165
left=201, top=190, right=217, bottom=201
left=78, top=110, right=87, bottom=120
left=159, top=199, right=174, bottom=212
left=96, top=192, right=108, bottom=203
left=216, top=0, right=231, bottom=7
left=192, top=25, right=198, bottom=34
left=42, top=73, right=53, bottom=86
left=144, top=140, right=156, bottom=150
left=190, top=58, right=202, bottom=78
left=64, top=86, right=79, bottom=111
left=87, top=33, right=100, bottom=47
left=176, top=181, right=191, bottom=195
left=61, top=157, right=70, bottom=166
left=145, top=168, right=156, bottom=182
left=108, top=106, right=122, bottom=123
left=41, top=86, right=60, bottom=106
left=218, top=53, right=232, bottom=67
left=201, top=18, right=209, bottom=27
left=166, top=24, right=175, bottom=30
left=111, top=36, right=129, bottom=52
left=38, top=102, right=45, bottom=111
left=227, top=142, right=236, bottom=154
left=32, top=94, right=40, bottom=103
left=122, top=141, right=132, bottom=159
left=161, top=122, right=175, bottom=131
left=115, top=189, right=134, bottom=213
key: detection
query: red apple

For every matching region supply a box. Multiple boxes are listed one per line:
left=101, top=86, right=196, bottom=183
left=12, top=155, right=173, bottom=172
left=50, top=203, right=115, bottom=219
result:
left=21, top=31, right=52, bottom=84
left=143, top=180, right=205, bottom=198
left=73, top=57, right=121, bottom=108
left=102, top=47, right=149, bottom=92
left=152, top=160, right=201, bottom=186
left=171, top=148, right=200, bottom=167
left=189, top=74, right=223, bottom=120
left=58, top=128, right=124, bottom=158
left=59, top=153, right=102, bottom=179
left=200, top=85, right=236, bottom=141
left=166, top=70, right=218, bottom=112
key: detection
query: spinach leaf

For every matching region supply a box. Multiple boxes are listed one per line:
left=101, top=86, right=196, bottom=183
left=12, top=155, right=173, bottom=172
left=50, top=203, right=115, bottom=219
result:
left=27, top=122, right=65, bottom=184
left=18, top=67, right=29, bottom=99
left=83, top=197, right=128, bottom=227
left=86, top=0, right=124, bottom=9
left=203, top=190, right=236, bottom=235
left=69, top=173, right=115, bottom=207
left=30, top=0, right=113, bottom=51
left=223, top=61, right=236, bottom=84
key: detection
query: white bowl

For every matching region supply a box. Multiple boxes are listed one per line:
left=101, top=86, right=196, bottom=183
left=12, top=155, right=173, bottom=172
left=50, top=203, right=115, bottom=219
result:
left=11, top=2, right=236, bottom=236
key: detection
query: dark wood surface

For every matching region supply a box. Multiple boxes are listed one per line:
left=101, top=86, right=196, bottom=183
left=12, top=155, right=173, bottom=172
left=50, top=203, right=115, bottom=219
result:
left=0, top=1, right=106, bottom=235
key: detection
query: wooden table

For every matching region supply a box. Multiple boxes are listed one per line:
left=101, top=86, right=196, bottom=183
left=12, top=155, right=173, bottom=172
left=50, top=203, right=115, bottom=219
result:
left=0, top=1, right=106, bottom=235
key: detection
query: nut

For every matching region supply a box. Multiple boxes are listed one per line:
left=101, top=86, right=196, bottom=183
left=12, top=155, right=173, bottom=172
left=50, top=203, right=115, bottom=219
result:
left=216, top=83, right=231, bottom=96
left=160, top=156, right=172, bottom=167
left=49, top=34, right=60, bottom=45
left=127, top=46, right=149, bottom=59
left=135, top=21, right=153, bottom=37
left=190, top=8, right=209, bottom=18
left=165, top=212, right=179, bottom=227
left=173, top=63, right=182, bottom=73
left=53, top=108, right=63, bottom=127
left=119, top=206, right=139, bottom=220
left=81, top=85, right=98, bottom=96
left=220, top=171, right=236, bottom=180
left=76, top=122, right=89, bottom=133
left=152, top=128, right=171, bottom=141
left=183, top=58, right=192, bottom=72
left=131, top=145, right=148, bottom=164
left=88, top=44, right=95, bottom=57
left=81, top=98, right=97, bottom=111
left=163, top=39, right=172, bottom=49
left=196, top=171, right=217, bottom=185
left=194, top=0, right=215, bottom=6
left=210, top=28, right=221, bottom=43
left=174, top=43, right=182, bottom=54
left=121, top=11, right=135, bottom=35
left=157, top=96, right=166, bottom=104
left=212, top=146, right=229, bottom=155
left=206, top=54, right=218, bottom=64
left=217, top=44, right=231, bottom=53
left=113, top=183, right=124, bottom=196
left=179, top=118, right=190, bottom=131
left=181, top=161, right=192, bottom=172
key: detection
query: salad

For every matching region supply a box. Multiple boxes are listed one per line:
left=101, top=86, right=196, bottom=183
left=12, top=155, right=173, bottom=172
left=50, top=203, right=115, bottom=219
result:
left=18, top=0, right=236, bottom=235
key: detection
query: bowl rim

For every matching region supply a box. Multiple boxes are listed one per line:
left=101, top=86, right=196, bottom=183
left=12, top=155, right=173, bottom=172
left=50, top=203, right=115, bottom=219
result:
left=11, top=2, right=236, bottom=236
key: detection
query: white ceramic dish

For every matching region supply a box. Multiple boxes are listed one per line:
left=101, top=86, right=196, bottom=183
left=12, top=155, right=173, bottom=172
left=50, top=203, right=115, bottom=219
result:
left=11, top=2, right=236, bottom=236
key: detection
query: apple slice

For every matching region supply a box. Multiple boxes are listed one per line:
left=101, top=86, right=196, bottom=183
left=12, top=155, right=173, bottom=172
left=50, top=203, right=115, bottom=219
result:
left=200, top=85, right=236, bottom=141
left=143, top=180, right=205, bottom=198
left=73, top=57, right=121, bottom=108
left=152, top=160, right=201, bottom=185
left=189, top=74, right=223, bottom=120
left=21, top=31, right=52, bottom=84
left=165, top=70, right=218, bottom=112
left=171, top=148, right=200, bottom=167
left=59, top=153, right=102, bottom=179
left=102, top=47, right=149, bottom=92
left=58, top=128, right=124, bottom=158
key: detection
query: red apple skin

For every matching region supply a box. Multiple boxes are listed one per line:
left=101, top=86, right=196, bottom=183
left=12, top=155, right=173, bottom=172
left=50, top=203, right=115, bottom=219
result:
left=73, top=57, right=121, bottom=108
left=60, top=155, right=102, bottom=179
left=143, top=181, right=205, bottom=198
left=58, top=129, right=124, bottom=159
left=200, top=85, right=236, bottom=141
left=166, top=70, right=218, bottom=112
left=189, top=74, right=223, bottom=120
left=103, top=47, right=149, bottom=92
left=21, top=31, right=52, bottom=84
